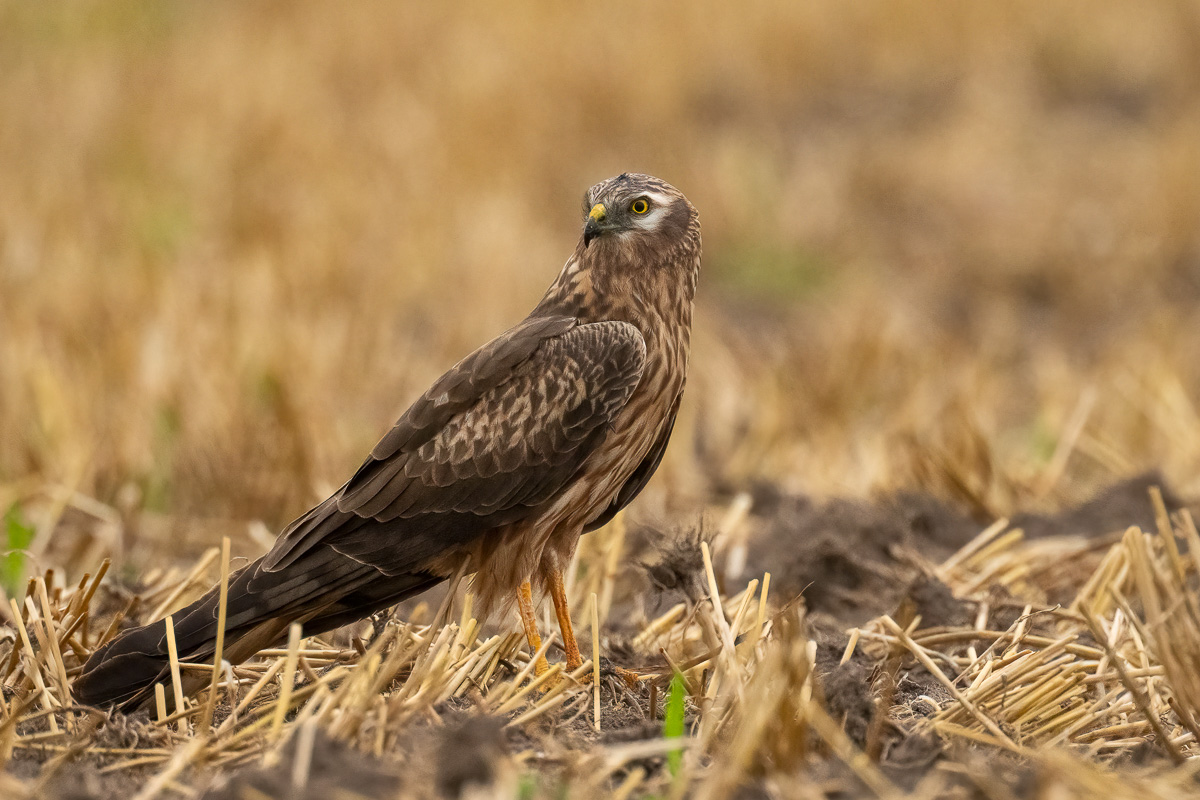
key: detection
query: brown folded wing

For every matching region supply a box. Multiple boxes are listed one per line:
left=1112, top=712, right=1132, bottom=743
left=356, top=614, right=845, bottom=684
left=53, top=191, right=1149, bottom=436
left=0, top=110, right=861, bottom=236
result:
left=260, top=316, right=647, bottom=578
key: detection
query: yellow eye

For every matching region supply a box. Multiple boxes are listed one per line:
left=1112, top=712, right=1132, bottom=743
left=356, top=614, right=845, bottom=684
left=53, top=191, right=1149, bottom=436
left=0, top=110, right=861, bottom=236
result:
left=631, top=198, right=649, bottom=214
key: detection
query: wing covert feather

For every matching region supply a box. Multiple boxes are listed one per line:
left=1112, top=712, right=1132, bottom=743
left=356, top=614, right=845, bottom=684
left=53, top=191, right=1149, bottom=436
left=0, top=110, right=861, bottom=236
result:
left=370, top=314, right=577, bottom=461
left=261, top=319, right=646, bottom=574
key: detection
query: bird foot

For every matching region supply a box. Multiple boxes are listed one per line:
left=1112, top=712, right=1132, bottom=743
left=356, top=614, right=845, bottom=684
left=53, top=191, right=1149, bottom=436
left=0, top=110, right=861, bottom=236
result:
left=576, top=656, right=642, bottom=690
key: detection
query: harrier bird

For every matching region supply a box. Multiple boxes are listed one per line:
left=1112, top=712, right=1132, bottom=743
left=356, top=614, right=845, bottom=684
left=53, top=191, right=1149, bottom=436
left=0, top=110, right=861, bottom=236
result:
left=74, top=173, right=701, bottom=709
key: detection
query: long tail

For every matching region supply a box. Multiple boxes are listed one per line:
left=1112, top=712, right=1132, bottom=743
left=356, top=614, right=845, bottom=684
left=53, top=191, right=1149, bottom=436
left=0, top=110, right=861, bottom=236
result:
left=73, top=548, right=439, bottom=710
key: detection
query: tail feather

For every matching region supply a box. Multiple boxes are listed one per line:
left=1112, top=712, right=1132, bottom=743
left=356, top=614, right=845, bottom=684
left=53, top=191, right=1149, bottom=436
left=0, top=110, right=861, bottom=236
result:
left=73, top=552, right=440, bottom=711
left=72, top=621, right=178, bottom=709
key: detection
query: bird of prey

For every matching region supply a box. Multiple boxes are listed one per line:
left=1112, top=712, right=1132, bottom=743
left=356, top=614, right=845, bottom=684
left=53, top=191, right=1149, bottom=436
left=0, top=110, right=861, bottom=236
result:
left=74, top=173, right=701, bottom=710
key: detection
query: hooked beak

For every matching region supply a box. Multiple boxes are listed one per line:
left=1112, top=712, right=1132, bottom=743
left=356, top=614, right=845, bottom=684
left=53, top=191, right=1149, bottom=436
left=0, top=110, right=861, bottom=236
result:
left=583, top=203, right=606, bottom=246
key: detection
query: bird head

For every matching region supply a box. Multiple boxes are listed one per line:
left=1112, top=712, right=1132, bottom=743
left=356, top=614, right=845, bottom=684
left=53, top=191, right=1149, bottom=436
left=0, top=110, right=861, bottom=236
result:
left=579, top=173, right=698, bottom=255
left=535, top=172, right=700, bottom=322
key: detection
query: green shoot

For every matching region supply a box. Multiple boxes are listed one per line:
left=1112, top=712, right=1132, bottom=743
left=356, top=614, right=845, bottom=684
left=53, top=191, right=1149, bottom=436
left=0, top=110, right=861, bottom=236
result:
left=664, top=671, right=686, bottom=777
left=2, top=503, right=35, bottom=597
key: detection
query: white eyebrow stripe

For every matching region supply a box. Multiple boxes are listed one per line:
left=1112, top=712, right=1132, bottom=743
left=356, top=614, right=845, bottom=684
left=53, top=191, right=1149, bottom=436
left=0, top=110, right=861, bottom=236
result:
left=638, top=190, right=674, bottom=206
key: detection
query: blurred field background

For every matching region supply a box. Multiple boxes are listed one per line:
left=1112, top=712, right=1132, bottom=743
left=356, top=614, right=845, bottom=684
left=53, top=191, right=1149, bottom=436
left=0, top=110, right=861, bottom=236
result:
left=5, top=0, right=1200, bottom=544
left=4, top=1, right=1200, bottom=796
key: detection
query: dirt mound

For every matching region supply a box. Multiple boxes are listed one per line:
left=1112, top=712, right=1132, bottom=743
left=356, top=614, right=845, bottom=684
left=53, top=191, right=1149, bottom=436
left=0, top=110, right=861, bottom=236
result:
left=1012, top=471, right=1184, bottom=540
left=739, top=490, right=977, bottom=626
left=739, top=472, right=1185, bottom=628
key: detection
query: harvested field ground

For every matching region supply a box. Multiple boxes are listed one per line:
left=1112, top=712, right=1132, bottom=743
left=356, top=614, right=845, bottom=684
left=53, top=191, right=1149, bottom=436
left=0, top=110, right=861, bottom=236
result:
left=4, top=2, right=1200, bottom=798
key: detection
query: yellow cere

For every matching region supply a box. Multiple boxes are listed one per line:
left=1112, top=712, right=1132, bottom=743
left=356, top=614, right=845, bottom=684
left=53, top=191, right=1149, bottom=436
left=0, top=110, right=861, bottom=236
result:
left=588, top=203, right=606, bottom=221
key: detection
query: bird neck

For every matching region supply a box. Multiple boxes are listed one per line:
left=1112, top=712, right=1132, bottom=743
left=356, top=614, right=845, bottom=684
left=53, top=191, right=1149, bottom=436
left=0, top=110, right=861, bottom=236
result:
left=532, top=240, right=699, bottom=349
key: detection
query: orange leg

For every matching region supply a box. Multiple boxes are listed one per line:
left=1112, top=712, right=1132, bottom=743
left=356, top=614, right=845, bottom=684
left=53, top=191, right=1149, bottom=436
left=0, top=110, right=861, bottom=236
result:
left=516, top=580, right=550, bottom=677
left=547, top=569, right=583, bottom=672
left=548, top=570, right=639, bottom=688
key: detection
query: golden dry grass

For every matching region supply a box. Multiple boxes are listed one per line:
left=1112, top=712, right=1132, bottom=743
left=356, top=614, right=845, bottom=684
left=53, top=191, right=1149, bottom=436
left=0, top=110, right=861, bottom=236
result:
left=4, top=1, right=1200, bottom=797
left=8, top=501, right=1200, bottom=798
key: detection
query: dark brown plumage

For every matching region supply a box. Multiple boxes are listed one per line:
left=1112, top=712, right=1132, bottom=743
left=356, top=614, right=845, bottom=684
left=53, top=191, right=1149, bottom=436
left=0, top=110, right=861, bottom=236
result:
left=74, top=173, right=701, bottom=709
